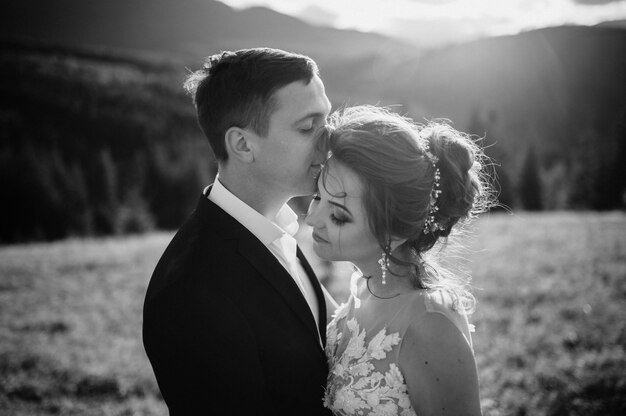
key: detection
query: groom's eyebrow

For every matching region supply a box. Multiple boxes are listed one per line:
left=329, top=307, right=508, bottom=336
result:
left=329, top=200, right=352, bottom=216
left=294, top=112, right=326, bottom=124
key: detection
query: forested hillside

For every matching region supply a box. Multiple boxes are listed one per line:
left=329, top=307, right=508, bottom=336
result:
left=0, top=41, right=213, bottom=242
left=397, top=26, right=626, bottom=211
left=1, top=19, right=625, bottom=243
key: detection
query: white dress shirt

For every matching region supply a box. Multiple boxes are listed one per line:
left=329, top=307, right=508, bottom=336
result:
left=207, top=178, right=321, bottom=334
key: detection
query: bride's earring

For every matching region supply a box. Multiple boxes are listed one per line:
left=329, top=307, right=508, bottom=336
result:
left=377, top=251, right=389, bottom=285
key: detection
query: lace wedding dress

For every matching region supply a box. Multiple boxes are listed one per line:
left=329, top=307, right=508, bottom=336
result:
left=324, top=275, right=474, bottom=416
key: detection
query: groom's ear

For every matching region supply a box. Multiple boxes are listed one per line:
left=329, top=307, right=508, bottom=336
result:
left=224, top=127, right=255, bottom=163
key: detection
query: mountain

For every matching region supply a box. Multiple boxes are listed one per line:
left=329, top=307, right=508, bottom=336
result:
left=308, top=24, right=626, bottom=209
left=392, top=25, right=626, bottom=208
left=396, top=25, right=626, bottom=146
left=1, top=7, right=625, bottom=242
left=0, top=0, right=412, bottom=62
left=597, top=19, right=626, bottom=30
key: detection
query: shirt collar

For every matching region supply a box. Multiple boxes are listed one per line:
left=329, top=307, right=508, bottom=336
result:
left=207, top=177, right=299, bottom=245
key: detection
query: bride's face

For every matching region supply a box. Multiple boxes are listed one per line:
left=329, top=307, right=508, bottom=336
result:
left=305, top=159, right=381, bottom=264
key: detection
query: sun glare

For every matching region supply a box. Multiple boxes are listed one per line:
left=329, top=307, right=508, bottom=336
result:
left=219, top=0, right=626, bottom=41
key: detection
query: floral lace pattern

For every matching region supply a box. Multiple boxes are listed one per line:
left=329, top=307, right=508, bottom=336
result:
left=324, top=301, right=417, bottom=416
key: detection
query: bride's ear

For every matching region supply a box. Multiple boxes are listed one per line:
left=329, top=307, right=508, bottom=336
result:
left=224, top=127, right=255, bottom=163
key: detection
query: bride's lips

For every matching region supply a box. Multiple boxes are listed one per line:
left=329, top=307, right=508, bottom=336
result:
left=312, top=232, right=328, bottom=244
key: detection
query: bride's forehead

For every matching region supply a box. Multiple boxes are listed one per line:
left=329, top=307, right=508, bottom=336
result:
left=320, top=160, right=363, bottom=198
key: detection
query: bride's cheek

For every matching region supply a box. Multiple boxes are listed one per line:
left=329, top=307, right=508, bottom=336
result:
left=336, top=228, right=347, bottom=257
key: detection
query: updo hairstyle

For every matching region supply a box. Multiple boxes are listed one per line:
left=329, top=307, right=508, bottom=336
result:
left=326, top=105, right=495, bottom=310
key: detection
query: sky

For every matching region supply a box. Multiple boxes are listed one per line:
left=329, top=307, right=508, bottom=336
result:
left=219, top=0, right=626, bottom=47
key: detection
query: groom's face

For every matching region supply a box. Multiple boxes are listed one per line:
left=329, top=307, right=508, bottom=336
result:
left=248, top=75, right=331, bottom=197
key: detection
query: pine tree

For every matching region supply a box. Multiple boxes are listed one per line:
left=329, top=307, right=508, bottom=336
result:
left=519, top=146, right=543, bottom=211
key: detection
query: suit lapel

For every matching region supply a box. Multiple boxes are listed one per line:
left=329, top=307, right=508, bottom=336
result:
left=238, top=235, right=323, bottom=349
left=297, top=247, right=327, bottom=347
left=195, top=188, right=326, bottom=349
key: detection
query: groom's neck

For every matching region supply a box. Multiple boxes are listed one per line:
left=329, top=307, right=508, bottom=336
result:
left=217, top=168, right=287, bottom=219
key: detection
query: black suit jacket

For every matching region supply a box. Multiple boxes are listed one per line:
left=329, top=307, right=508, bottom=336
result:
left=143, top=190, right=332, bottom=415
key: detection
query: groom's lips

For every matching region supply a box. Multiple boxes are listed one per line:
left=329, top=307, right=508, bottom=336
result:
left=312, top=232, right=328, bottom=244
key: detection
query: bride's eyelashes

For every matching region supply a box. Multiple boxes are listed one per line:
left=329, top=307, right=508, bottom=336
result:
left=312, top=188, right=351, bottom=226
left=330, top=210, right=350, bottom=226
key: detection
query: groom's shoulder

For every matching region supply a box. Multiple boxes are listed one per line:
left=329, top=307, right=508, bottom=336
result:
left=165, top=192, right=242, bottom=245
left=150, top=196, right=258, bottom=282
left=144, top=216, right=237, bottom=314
left=157, top=214, right=236, bottom=274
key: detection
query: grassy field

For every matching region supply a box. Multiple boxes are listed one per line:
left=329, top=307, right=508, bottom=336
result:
left=0, top=212, right=624, bottom=415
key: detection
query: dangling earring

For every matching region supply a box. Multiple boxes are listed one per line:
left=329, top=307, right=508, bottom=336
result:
left=377, top=251, right=389, bottom=285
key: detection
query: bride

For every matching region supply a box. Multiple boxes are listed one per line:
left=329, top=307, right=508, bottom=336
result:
left=306, top=105, right=494, bottom=416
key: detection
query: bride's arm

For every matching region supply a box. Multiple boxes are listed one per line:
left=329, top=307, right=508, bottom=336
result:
left=398, top=312, right=482, bottom=416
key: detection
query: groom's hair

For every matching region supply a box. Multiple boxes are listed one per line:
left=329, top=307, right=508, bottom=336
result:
left=184, top=48, right=320, bottom=162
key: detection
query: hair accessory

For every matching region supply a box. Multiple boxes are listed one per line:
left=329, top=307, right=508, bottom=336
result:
left=423, top=140, right=445, bottom=234
left=377, top=251, right=389, bottom=284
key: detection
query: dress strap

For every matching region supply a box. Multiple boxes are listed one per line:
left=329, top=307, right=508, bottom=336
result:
left=423, top=290, right=473, bottom=349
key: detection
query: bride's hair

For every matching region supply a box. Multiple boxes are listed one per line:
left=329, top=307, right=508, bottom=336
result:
left=327, top=105, right=496, bottom=313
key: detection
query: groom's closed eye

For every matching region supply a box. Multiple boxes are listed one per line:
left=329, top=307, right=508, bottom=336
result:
left=299, top=124, right=315, bottom=134
left=296, top=114, right=326, bottom=135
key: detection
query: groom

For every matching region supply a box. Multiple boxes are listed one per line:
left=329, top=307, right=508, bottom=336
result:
left=143, top=48, right=334, bottom=415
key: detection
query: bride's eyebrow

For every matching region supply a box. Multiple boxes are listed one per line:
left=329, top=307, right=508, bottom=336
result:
left=328, top=200, right=352, bottom=216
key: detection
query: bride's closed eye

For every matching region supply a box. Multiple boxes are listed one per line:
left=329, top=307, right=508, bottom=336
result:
left=330, top=214, right=347, bottom=226
left=309, top=194, right=349, bottom=225
left=330, top=208, right=349, bottom=226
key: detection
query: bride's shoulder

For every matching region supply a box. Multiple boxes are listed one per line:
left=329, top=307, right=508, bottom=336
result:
left=401, top=289, right=473, bottom=347
left=402, top=288, right=455, bottom=316
left=423, top=288, right=459, bottom=314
